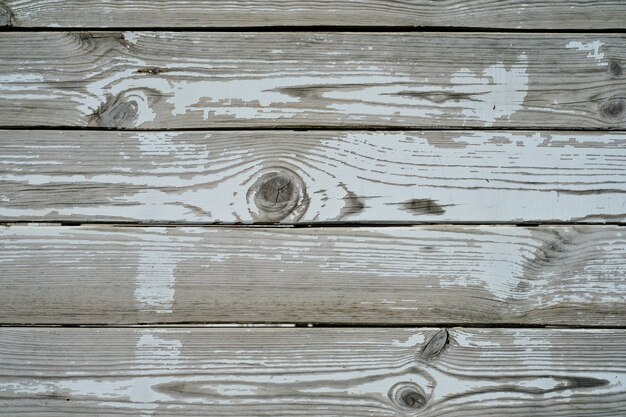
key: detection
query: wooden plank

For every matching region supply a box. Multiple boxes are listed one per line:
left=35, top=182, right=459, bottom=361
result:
left=2, top=130, right=626, bottom=224
left=0, top=32, right=624, bottom=129
left=3, top=1, right=626, bottom=29
left=2, top=225, right=625, bottom=325
left=1, top=327, right=625, bottom=416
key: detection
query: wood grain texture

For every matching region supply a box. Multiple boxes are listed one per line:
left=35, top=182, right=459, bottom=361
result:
left=0, top=32, right=624, bottom=129
left=2, top=225, right=626, bottom=325
left=2, top=0, right=626, bottom=29
left=2, top=130, right=626, bottom=223
left=1, top=327, right=626, bottom=416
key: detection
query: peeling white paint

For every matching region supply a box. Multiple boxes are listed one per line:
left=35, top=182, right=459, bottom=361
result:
left=136, top=330, right=183, bottom=369
left=450, top=53, right=529, bottom=126
left=2, top=131, right=626, bottom=224
left=566, top=40, right=605, bottom=65
left=453, top=330, right=502, bottom=348
left=391, top=333, right=425, bottom=347
left=135, top=240, right=178, bottom=314
left=0, top=73, right=60, bottom=100
left=123, top=32, right=140, bottom=45
left=64, top=49, right=533, bottom=127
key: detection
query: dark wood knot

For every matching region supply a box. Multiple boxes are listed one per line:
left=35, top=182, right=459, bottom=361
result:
left=247, top=168, right=307, bottom=222
left=89, top=94, right=138, bottom=128
left=390, top=383, right=427, bottom=411
left=601, top=99, right=625, bottom=119
left=420, top=329, right=448, bottom=360
left=608, top=60, right=622, bottom=77
left=402, top=198, right=445, bottom=216
left=136, top=67, right=164, bottom=75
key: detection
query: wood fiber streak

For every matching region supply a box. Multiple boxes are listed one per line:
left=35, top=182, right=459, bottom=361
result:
left=1, top=328, right=625, bottom=416
left=2, top=0, right=626, bottom=29
left=2, top=130, right=626, bottom=223
left=0, top=32, right=624, bottom=129
left=1, top=225, right=625, bottom=325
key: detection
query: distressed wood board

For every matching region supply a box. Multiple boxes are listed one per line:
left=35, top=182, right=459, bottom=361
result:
left=2, top=225, right=626, bottom=325
left=2, top=130, right=626, bottom=223
left=0, top=32, right=624, bottom=129
left=3, top=0, right=626, bottom=29
left=1, top=327, right=626, bottom=416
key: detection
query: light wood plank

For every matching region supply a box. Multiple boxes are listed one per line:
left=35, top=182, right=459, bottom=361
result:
left=3, top=0, right=626, bottom=29
left=0, top=32, right=624, bottom=129
left=2, top=225, right=625, bottom=325
left=0, top=131, right=626, bottom=223
left=1, top=327, right=625, bottom=416
left=2, top=130, right=626, bottom=223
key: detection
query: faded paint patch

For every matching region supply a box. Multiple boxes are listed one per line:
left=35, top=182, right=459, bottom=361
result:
left=135, top=238, right=177, bottom=314
left=123, top=32, right=140, bottom=45
left=566, top=41, right=605, bottom=66
left=70, top=49, right=532, bottom=127
left=450, top=53, right=529, bottom=126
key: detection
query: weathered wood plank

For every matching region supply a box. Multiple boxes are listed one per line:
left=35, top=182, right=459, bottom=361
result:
left=2, top=0, right=626, bottom=29
left=2, top=130, right=626, bottom=223
left=0, top=32, right=624, bottom=129
left=2, top=225, right=625, bottom=325
left=1, top=327, right=625, bottom=416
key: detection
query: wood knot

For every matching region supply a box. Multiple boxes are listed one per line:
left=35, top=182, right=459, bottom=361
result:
left=601, top=99, right=625, bottom=119
left=608, top=60, right=622, bottom=77
left=247, top=168, right=307, bottom=222
left=0, top=3, right=13, bottom=26
left=402, top=199, right=446, bottom=216
left=77, top=31, right=94, bottom=41
left=420, top=329, right=448, bottom=360
left=89, top=95, right=138, bottom=128
left=136, top=67, right=164, bottom=75
left=390, top=383, right=427, bottom=411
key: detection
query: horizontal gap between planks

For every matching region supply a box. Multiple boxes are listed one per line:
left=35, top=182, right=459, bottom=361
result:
left=2, top=323, right=626, bottom=329
left=3, top=221, right=626, bottom=228
left=3, top=26, right=626, bottom=34
left=2, top=126, right=626, bottom=133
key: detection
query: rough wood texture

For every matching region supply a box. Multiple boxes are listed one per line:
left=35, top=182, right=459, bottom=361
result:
left=1, top=327, right=626, bottom=416
left=2, top=0, right=626, bottom=29
left=2, top=225, right=626, bottom=325
left=2, top=130, right=626, bottom=223
left=0, top=32, right=624, bottom=129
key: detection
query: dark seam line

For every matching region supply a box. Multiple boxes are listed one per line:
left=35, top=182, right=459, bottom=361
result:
left=0, top=126, right=625, bottom=133
left=2, top=26, right=626, bottom=33
left=1, top=323, right=626, bottom=329
left=2, top=221, right=626, bottom=228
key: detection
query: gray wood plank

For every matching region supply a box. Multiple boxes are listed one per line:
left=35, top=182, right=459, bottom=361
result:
left=2, top=225, right=625, bottom=325
left=0, top=32, right=624, bottom=129
left=1, top=327, right=625, bottom=416
left=2, top=0, right=626, bottom=29
left=2, top=130, right=626, bottom=223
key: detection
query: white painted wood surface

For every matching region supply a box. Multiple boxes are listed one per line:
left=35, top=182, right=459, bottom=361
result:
left=2, top=2, right=625, bottom=416
left=0, top=32, right=624, bottom=129
left=3, top=0, right=626, bottom=29
left=2, top=225, right=625, bottom=325
left=1, top=327, right=625, bottom=416
left=2, top=130, right=626, bottom=223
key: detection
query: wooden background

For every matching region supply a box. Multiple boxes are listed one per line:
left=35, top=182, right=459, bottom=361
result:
left=1, top=1, right=626, bottom=415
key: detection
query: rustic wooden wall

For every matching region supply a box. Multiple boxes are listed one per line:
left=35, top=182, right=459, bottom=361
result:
left=1, top=1, right=625, bottom=415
